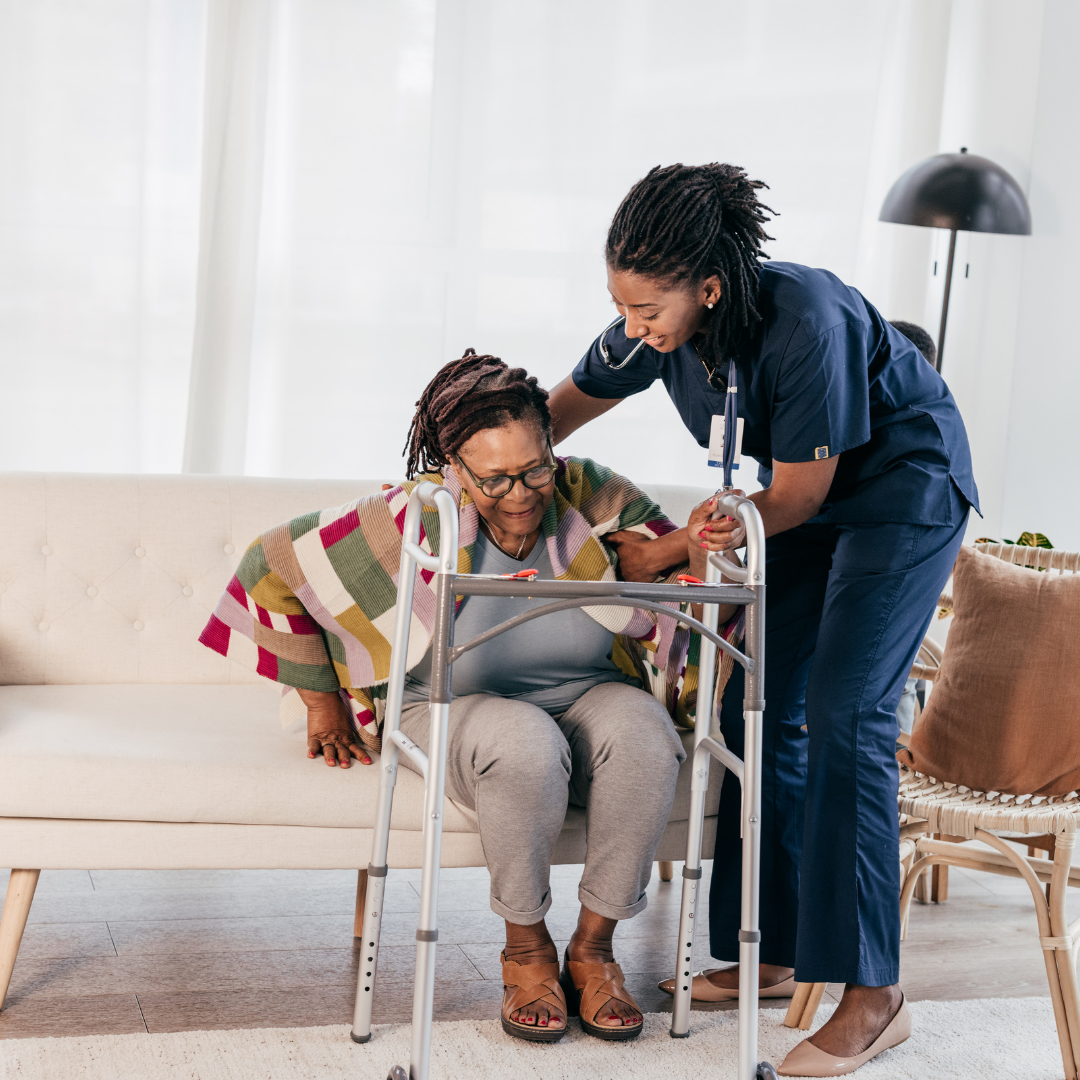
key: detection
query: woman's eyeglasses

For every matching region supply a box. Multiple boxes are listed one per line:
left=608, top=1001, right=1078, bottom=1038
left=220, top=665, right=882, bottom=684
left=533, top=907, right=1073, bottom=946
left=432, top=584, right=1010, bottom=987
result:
left=456, top=445, right=558, bottom=499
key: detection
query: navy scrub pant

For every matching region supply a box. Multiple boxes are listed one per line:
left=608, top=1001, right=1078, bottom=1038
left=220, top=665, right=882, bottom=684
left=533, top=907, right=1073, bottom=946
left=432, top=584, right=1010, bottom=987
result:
left=708, top=487, right=969, bottom=986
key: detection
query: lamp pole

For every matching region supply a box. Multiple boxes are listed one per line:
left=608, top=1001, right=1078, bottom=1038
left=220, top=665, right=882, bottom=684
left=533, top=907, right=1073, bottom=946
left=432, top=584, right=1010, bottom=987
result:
left=935, top=228, right=958, bottom=374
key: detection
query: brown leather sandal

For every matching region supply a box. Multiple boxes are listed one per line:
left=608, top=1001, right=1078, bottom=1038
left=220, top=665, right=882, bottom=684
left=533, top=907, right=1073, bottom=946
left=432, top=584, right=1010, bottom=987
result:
left=500, top=952, right=567, bottom=1043
left=559, top=947, right=643, bottom=1041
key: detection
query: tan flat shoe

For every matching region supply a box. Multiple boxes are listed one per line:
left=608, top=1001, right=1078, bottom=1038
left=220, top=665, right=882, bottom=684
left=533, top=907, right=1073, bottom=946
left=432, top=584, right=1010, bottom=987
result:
left=778, top=995, right=911, bottom=1076
left=657, top=971, right=796, bottom=1001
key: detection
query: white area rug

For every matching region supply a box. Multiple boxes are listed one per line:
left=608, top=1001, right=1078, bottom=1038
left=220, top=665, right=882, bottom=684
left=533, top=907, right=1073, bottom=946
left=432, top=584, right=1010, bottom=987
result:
left=0, top=999, right=1062, bottom=1079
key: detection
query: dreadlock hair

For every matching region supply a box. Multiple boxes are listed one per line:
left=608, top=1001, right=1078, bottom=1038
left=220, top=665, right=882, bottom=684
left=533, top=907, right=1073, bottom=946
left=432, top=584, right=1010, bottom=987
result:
left=403, top=349, right=553, bottom=479
left=606, top=163, right=775, bottom=369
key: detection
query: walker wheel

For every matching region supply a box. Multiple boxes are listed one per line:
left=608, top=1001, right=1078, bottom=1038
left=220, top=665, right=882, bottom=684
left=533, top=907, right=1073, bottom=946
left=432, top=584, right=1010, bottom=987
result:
left=756, top=1062, right=778, bottom=1080
left=387, top=1067, right=409, bottom=1080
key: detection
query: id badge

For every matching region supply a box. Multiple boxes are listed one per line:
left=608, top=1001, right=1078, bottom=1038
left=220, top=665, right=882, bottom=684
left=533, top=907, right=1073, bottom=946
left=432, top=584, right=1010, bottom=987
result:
left=707, top=414, right=744, bottom=470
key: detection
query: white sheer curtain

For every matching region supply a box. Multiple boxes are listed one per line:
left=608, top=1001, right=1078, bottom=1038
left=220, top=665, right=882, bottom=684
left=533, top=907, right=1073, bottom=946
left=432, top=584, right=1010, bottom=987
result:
left=240, top=0, right=897, bottom=489
left=3, top=0, right=1073, bottom=544
left=0, top=0, right=894, bottom=485
left=0, top=0, right=205, bottom=473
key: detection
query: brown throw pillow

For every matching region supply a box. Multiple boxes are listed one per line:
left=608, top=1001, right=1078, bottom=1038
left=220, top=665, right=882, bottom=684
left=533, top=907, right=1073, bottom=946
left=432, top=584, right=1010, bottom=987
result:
left=898, top=545, right=1080, bottom=796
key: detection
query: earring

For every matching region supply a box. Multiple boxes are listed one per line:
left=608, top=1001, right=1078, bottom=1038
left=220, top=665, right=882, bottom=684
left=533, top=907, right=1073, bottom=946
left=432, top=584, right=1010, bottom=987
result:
left=706, top=302, right=714, bottom=309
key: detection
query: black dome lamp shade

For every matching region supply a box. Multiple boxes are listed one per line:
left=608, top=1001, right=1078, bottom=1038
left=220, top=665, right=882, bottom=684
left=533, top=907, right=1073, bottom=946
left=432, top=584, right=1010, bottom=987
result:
left=879, top=148, right=1032, bottom=372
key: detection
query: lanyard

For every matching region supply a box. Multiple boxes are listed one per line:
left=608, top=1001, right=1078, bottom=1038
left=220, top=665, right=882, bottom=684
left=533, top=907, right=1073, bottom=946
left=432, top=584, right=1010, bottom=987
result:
left=721, top=357, right=738, bottom=490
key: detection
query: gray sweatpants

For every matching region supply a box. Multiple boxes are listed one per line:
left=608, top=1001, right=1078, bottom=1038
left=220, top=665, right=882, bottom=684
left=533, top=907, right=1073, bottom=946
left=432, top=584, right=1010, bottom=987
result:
left=398, top=681, right=685, bottom=925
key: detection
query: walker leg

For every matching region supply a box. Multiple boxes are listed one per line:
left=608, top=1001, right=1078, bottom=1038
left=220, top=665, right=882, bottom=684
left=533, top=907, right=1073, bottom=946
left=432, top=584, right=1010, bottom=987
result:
left=351, top=490, right=425, bottom=1044
left=739, top=576, right=769, bottom=1080
left=670, top=569, right=721, bottom=1040
left=351, top=821, right=392, bottom=1041
left=670, top=803, right=707, bottom=1038
left=350, top=702, right=403, bottom=1044
left=403, top=566, right=454, bottom=1080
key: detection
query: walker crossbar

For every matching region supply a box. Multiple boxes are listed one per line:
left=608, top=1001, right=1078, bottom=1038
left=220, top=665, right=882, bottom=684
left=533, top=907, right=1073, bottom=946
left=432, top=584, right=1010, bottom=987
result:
left=351, top=483, right=772, bottom=1080
left=449, top=595, right=753, bottom=670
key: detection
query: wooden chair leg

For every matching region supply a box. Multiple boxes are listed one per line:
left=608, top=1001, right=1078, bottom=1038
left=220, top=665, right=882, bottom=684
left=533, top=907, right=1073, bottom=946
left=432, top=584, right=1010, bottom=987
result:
left=353, top=868, right=368, bottom=939
left=658, top=861, right=675, bottom=882
left=913, top=864, right=932, bottom=904
left=797, top=982, right=827, bottom=1030
left=1049, top=835, right=1080, bottom=1080
left=784, top=982, right=812, bottom=1027
left=0, top=869, right=40, bottom=1011
left=928, top=834, right=965, bottom=902
left=783, top=981, right=827, bottom=1030
left=930, top=863, right=949, bottom=902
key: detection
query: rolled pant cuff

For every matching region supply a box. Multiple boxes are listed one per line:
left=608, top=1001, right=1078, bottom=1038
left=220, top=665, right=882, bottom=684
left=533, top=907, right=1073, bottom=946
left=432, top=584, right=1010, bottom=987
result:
left=578, top=885, right=647, bottom=922
left=490, top=890, right=552, bottom=926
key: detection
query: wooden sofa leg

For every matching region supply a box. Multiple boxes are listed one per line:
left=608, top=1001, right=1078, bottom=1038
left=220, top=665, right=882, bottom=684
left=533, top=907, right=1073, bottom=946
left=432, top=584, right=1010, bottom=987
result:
left=354, top=868, right=368, bottom=938
left=0, top=869, right=40, bottom=1012
left=658, top=861, right=675, bottom=882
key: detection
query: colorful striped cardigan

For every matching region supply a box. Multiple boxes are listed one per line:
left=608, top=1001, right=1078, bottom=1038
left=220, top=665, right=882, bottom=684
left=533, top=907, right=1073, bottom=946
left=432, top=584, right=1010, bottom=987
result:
left=199, top=457, right=739, bottom=745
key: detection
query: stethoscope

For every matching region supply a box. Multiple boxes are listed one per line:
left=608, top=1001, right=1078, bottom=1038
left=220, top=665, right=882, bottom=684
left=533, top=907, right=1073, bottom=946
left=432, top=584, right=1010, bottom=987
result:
left=598, top=315, right=740, bottom=490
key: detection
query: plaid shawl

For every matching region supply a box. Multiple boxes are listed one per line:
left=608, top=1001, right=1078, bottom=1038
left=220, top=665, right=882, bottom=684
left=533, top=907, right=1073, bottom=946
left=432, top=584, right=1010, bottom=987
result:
left=199, top=456, right=739, bottom=745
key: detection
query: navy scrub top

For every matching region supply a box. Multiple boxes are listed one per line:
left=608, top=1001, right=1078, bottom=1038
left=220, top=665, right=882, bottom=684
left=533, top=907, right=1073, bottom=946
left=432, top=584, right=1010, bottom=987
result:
left=573, top=261, right=979, bottom=526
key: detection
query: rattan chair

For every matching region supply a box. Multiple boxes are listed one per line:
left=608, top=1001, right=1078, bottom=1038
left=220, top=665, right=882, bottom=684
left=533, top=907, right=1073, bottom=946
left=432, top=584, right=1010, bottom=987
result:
left=786, top=543, right=1080, bottom=1080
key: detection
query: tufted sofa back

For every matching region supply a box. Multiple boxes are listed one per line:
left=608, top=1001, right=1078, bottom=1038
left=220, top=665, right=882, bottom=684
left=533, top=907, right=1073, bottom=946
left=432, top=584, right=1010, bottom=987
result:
left=0, top=473, right=709, bottom=686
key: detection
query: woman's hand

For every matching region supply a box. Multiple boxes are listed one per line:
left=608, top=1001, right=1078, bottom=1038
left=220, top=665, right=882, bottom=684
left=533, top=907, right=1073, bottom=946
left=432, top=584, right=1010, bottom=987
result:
left=605, top=530, right=659, bottom=582
left=604, top=527, right=689, bottom=582
left=297, top=688, right=372, bottom=769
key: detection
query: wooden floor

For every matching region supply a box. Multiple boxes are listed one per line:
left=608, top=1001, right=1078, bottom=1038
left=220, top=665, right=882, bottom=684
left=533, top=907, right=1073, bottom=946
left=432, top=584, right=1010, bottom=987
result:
left=0, top=855, right=1073, bottom=1038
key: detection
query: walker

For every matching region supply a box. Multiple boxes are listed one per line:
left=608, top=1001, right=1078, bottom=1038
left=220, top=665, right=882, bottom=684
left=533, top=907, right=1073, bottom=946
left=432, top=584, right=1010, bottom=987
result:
left=350, top=481, right=776, bottom=1080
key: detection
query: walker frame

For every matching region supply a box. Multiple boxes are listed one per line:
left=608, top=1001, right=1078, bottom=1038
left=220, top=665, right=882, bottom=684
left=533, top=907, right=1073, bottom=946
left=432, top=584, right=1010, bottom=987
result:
left=350, top=481, right=774, bottom=1080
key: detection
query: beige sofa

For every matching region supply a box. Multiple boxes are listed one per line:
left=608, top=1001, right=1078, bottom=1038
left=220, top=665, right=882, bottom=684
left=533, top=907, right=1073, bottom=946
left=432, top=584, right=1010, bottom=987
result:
left=0, top=472, right=722, bottom=1009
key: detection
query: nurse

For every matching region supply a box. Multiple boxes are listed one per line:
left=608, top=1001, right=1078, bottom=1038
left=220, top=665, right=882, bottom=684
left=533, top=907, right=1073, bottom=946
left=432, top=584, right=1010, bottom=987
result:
left=547, top=163, right=978, bottom=1076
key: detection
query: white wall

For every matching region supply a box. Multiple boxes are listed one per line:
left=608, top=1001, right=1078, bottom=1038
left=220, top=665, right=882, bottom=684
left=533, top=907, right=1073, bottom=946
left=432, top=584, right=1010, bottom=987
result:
left=1001, top=0, right=1080, bottom=548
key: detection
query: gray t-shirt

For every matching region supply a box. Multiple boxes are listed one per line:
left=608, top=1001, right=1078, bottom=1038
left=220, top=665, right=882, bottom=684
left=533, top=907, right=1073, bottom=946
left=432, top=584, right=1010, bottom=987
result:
left=402, top=528, right=638, bottom=715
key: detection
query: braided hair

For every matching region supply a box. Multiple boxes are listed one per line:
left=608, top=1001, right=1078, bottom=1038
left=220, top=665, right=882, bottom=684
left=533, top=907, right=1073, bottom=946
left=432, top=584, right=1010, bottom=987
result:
left=403, top=349, right=553, bottom=479
left=606, top=163, right=775, bottom=368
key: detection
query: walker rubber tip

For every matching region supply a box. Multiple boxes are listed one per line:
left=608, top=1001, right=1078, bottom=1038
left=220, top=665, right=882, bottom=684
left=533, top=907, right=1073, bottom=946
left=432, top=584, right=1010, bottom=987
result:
left=669, top=1027, right=690, bottom=1038
left=350, top=1030, right=371, bottom=1044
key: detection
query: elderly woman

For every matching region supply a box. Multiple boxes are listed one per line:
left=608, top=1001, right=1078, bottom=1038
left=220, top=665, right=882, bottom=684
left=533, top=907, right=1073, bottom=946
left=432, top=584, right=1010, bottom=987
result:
left=199, top=350, right=738, bottom=1045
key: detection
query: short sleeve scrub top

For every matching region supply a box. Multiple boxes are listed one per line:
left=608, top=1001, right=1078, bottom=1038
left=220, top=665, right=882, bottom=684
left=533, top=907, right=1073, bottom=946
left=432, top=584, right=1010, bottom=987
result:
left=573, top=261, right=979, bottom=987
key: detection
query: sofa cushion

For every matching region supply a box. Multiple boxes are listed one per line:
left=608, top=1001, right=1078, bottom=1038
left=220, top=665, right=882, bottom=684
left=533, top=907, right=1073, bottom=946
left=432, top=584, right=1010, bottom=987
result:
left=0, top=684, right=721, bottom=830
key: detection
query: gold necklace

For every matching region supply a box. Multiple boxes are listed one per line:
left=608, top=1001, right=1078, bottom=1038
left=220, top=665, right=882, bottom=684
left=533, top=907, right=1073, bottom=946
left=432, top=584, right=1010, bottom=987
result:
left=480, top=516, right=528, bottom=560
